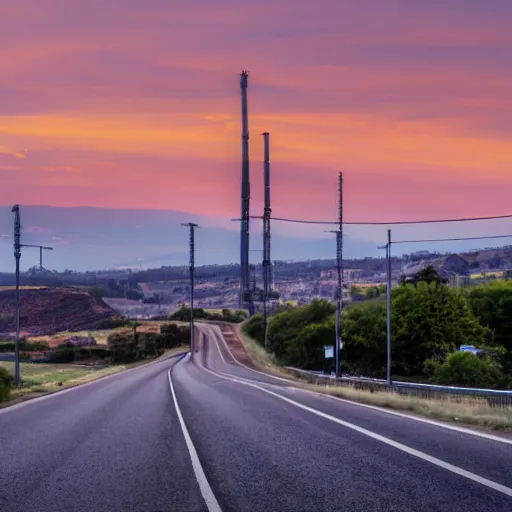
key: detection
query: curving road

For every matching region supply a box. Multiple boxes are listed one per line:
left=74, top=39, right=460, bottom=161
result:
left=1, top=323, right=511, bottom=512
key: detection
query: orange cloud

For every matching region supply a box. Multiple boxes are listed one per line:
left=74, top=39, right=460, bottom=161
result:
left=0, top=146, right=27, bottom=159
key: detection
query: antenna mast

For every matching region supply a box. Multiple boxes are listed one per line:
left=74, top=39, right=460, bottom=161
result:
left=239, top=70, right=251, bottom=311
left=262, top=132, right=272, bottom=348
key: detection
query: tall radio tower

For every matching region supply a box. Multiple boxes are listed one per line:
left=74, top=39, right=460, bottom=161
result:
left=239, top=70, right=251, bottom=310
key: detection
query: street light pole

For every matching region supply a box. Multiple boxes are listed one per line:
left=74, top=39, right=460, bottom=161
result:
left=378, top=229, right=393, bottom=386
left=386, top=229, right=392, bottom=386
left=12, top=205, right=21, bottom=388
left=181, top=223, right=199, bottom=353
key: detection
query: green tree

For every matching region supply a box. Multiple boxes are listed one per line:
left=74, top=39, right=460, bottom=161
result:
left=267, top=299, right=335, bottom=362
left=243, top=314, right=265, bottom=344
left=392, top=282, right=487, bottom=376
left=402, top=265, right=447, bottom=286
left=341, top=300, right=387, bottom=377
left=468, top=281, right=512, bottom=349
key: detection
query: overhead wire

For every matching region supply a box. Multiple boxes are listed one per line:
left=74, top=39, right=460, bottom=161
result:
left=392, top=234, right=512, bottom=245
left=241, top=213, right=512, bottom=226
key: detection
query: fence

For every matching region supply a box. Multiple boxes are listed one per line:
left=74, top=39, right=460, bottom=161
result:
left=286, top=367, right=512, bottom=409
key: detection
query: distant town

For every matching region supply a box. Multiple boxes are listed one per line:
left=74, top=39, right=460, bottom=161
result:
left=1, top=245, right=511, bottom=320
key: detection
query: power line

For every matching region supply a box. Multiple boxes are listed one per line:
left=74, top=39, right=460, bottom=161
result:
left=240, top=213, right=512, bottom=226
left=392, top=234, right=512, bottom=245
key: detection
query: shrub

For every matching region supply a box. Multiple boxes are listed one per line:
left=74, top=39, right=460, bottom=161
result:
left=140, top=332, right=163, bottom=358
left=243, top=314, right=264, bottom=345
left=433, top=351, right=503, bottom=389
left=267, top=299, right=335, bottom=362
left=170, top=306, right=207, bottom=322
left=107, top=332, right=137, bottom=364
left=50, top=347, right=75, bottom=363
left=0, top=367, right=14, bottom=402
left=160, top=323, right=188, bottom=349
left=0, top=342, right=15, bottom=353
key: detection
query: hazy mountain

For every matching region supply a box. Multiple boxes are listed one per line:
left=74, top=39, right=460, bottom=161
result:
left=0, top=206, right=378, bottom=271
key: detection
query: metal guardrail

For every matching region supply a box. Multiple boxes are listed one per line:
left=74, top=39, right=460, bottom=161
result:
left=285, top=367, right=512, bottom=408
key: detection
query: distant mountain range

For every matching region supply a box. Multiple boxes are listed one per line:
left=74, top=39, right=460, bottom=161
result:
left=0, top=206, right=379, bottom=271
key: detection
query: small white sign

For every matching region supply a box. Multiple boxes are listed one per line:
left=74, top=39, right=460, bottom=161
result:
left=324, top=345, right=334, bottom=359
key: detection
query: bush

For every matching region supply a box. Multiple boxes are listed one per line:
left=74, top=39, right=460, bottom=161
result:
left=243, top=314, right=265, bottom=345
left=139, top=332, right=164, bottom=358
left=160, top=323, right=189, bottom=349
left=107, top=332, right=137, bottom=364
left=0, top=342, right=15, bottom=353
left=0, top=367, right=14, bottom=402
left=433, top=351, right=503, bottom=389
left=170, top=306, right=207, bottom=322
left=50, top=347, right=75, bottom=363
left=267, top=299, right=335, bottom=362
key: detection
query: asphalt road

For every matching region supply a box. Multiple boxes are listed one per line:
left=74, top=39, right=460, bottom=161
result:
left=1, top=324, right=511, bottom=512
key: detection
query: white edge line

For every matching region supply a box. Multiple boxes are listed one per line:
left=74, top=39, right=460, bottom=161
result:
left=209, top=325, right=512, bottom=445
left=198, top=363, right=512, bottom=499
left=306, top=387, right=512, bottom=446
left=167, top=368, right=223, bottom=512
left=0, top=351, right=188, bottom=416
left=210, top=324, right=291, bottom=383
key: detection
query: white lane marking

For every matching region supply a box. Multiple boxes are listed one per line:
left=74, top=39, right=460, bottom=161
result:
left=197, top=364, right=512, bottom=498
left=309, top=389, right=512, bottom=446
left=167, top=369, right=223, bottom=512
left=208, top=324, right=292, bottom=383
left=206, top=325, right=512, bottom=446
left=0, top=352, right=187, bottom=416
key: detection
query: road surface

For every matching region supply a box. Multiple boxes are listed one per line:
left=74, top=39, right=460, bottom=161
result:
left=0, top=324, right=511, bottom=511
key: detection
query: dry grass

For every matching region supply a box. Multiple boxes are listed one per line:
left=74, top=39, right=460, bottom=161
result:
left=236, top=322, right=512, bottom=432
left=234, top=323, right=295, bottom=381
left=303, top=383, right=512, bottom=432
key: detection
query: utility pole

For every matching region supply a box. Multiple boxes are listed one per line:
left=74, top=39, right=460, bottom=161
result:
left=181, top=223, right=199, bottom=353
left=239, top=70, right=251, bottom=312
left=12, top=205, right=21, bottom=388
left=378, top=229, right=392, bottom=385
left=326, top=172, right=343, bottom=378
left=262, top=132, right=272, bottom=349
left=21, top=244, right=53, bottom=270
left=386, top=229, right=392, bottom=386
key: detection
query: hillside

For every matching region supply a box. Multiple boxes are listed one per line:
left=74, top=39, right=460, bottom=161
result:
left=0, top=288, right=119, bottom=337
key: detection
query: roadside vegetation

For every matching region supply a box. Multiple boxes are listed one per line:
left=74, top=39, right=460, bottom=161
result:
left=170, top=306, right=248, bottom=324
left=0, top=321, right=189, bottom=404
left=0, top=344, right=188, bottom=407
left=243, top=267, right=512, bottom=390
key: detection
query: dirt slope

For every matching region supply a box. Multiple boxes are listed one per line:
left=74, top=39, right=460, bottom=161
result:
left=0, top=287, right=118, bottom=337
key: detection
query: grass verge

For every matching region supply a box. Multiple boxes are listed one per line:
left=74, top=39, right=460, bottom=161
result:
left=235, top=322, right=512, bottom=432
left=233, top=323, right=295, bottom=380
left=0, top=346, right=188, bottom=408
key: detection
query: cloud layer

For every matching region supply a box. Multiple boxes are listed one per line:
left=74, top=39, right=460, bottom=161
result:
left=1, top=0, right=511, bottom=223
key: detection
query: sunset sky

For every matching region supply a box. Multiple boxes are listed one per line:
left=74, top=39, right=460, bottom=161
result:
left=1, top=0, right=511, bottom=227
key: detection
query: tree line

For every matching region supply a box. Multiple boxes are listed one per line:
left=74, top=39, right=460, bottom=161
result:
left=244, top=268, right=512, bottom=389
